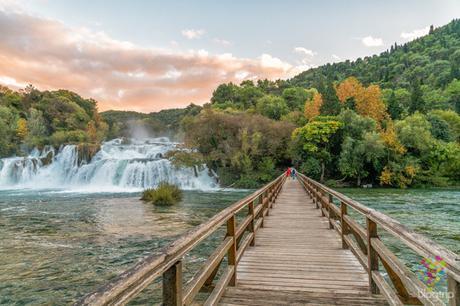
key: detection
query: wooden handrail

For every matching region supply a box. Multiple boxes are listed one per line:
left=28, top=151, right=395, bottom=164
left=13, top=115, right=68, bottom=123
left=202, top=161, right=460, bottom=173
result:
left=75, top=173, right=286, bottom=306
left=297, top=172, right=460, bottom=306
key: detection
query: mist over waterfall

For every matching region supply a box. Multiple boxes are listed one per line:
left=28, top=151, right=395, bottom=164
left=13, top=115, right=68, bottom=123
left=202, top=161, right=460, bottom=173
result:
left=0, top=138, right=218, bottom=192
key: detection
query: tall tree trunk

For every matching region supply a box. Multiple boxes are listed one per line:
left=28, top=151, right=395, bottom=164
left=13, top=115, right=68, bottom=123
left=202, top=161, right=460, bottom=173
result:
left=320, top=162, right=325, bottom=183
left=357, top=176, right=361, bottom=187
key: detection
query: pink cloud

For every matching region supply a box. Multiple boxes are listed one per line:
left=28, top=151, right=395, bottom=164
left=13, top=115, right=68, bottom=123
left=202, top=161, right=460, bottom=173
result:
left=0, top=10, right=295, bottom=112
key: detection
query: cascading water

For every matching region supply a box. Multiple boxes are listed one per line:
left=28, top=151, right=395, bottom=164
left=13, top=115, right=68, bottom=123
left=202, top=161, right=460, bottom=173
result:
left=0, top=138, right=218, bottom=191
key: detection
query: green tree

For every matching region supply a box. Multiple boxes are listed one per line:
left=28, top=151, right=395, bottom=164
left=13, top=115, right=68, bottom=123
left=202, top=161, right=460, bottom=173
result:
left=429, top=109, right=460, bottom=141
left=282, top=87, right=310, bottom=111
left=339, top=133, right=385, bottom=186
left=395, top=113, right=434, bottom=154
left=256, top=95, right=289, bottom=120
left=291, top=120, right=341, bottom=182
left=446, top=79, right=460, bottom=113
left=409, top=80, right=425, bottom=114
left=337, top=109, right=376, bottom=139
left=427, top=114, right=453, bottom=142
left=384, top=90, right=404, bottom=120
left=319, top=82, right=342, bottom=115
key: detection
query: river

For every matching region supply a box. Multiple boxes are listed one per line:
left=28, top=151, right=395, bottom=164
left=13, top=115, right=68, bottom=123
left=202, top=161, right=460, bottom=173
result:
left=0, top=187, right=458, bottom=304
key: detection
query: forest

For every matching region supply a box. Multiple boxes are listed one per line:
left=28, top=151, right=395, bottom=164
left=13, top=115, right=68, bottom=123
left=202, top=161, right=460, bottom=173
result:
left=1, top=19, right=460, bottom=188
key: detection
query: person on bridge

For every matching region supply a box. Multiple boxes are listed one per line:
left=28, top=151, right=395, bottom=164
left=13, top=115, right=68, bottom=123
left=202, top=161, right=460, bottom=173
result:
left=285, top=167, right=291, bottom=178
left=291, top=168, right=296, bottom=180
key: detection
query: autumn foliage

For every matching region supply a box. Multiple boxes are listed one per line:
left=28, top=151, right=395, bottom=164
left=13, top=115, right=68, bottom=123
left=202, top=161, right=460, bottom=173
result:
left=336, top=77, right=387, bottom=123
left=304, top=92, right=323, bottom=120
left=336, top=77, right=363, bottom=103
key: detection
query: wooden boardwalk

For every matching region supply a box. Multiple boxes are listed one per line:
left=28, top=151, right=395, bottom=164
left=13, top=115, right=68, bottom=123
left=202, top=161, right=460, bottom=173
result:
left=220, top=179, right=388, bottom=305
left=77, top=173, right=460, bottom=306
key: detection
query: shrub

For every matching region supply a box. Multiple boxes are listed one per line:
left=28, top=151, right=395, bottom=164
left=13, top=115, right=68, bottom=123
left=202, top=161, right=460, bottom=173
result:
left=141, top=182, right=183, bottom=206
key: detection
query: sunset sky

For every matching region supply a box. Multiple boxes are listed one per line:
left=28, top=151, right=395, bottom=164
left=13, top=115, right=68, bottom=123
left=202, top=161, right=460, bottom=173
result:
left=1, top=0, right=460, bottom=112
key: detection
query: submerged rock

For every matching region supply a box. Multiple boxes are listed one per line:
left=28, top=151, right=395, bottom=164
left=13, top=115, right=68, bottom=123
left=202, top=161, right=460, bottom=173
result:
left=77, top=143, right=101, bottom=165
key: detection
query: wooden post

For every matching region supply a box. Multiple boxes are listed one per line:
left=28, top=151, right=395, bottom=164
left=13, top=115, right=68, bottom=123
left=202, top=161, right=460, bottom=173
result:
left=260, top=193, right=265, bottom=228
left=366, top=217, right=379, bottom=294
left=248, top=201, right=256, bottom=246
left=163, top=260, right=182, bottom=306
left=340, top=202, right=349, bottom=249
left=328, top=194, right=334, bottom=229
left=266, top=187, right=271, bottom=215
left=319, top=189, right=325, bottom=217
left=448, top=273, right=460, bottom=306
left=227, top=215, right=237, bottom=286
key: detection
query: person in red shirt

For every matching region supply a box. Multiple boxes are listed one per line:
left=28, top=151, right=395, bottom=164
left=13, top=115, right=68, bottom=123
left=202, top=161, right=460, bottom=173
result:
left=286, top=167, right=291, bottom=177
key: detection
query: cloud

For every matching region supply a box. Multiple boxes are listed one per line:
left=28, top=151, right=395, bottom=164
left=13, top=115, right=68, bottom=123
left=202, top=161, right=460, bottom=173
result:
left=332, top=54, right=341, bottom=61
left=401, top=26, right=429, bottom=41
left=181, top=29, right=205, bottom=39
left=293, top=47, right=316, bottom=57
left=213, top=38, right=232, bottom=46
left=361, top=36, right=383, bottom=47
left=292, top=47, right=317, bottom=71
left=0, top=10, right=295, bottom=112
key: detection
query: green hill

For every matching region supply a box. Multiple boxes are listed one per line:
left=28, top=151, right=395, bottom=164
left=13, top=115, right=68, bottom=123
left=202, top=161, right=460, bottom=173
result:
left=289, top=19, right=460, bottom=113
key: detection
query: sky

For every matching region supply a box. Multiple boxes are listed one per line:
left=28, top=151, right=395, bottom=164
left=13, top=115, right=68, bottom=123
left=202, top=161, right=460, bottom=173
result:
left=0, top=0, right=459, bottom=112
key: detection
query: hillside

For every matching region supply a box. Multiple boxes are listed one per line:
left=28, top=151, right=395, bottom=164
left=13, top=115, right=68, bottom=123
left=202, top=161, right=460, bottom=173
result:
left=188, top=19, right=460, bottom=188
left=289, top=19, right=460, bottom=113
left=101, top=104, right=202, bottom=139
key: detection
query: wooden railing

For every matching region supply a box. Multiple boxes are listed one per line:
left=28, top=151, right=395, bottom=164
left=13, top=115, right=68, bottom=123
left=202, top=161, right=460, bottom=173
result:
left=76, top=174, right=286, bottom=306
left=297, top=173, right=460, bottom=306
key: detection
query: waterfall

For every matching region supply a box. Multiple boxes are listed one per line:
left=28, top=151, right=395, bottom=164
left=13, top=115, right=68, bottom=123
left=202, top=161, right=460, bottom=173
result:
left=0, top=138, right=218, bottom=191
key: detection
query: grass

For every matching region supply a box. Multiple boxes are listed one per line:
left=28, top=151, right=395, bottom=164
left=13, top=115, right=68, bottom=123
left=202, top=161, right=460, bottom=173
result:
left=141, top=182, right=183, bottom=206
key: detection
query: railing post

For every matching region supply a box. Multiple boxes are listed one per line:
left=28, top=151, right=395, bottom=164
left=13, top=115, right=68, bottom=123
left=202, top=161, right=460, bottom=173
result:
left=314, top=186, right=319, bottom=209
left=366, top=217, right=379, bottom=294
left=448, top=273, right=460, bottom=306
left=260, top=193, right=265, bottom=228
left=327, top=194, right=334, bottom=229
left=319, top=188, right=325, bottom=217
left=227, top=215, right=237, bottom=286
left=340, top=202, right=349, bottom=249
left=248, top=201, right=256, bottom=246
left=163, top=260, right=183, bottom=306
left=266, top=186, right=271, bottom=215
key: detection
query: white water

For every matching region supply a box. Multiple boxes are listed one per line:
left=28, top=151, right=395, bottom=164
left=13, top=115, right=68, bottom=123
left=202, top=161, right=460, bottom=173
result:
left=0, top=138, right=218, bottom=192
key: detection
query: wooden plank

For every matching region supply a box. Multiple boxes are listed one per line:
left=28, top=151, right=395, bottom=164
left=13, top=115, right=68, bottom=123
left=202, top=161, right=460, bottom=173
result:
left=367, top=217, right=379, bottom=294
left=183, top=237, right=232, bottom=305
left=344, top=215, right=368, bottom=255
left=449, top=273, right=460, bottom=306
left=344, top=234, right=369, bottom=270
left=220, top=288, right=388, bottom=305
left=235, top=215, right=252, bottom=239
left=372, top=271, right=404, bottom=306
left=248, top=202, right=256, bottom=247
left=204, top=266, right=235, bottom=306
left=236, top=233, right=254, bottom=263
left=163, top=260, right=182, bottom=306
left=227, top=215, right=237, bottom=287
left=372, top=238, right=442, bottom=305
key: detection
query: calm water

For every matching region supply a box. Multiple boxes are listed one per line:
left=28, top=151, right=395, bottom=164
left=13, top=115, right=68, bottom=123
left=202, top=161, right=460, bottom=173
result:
left=0, top=187, right=458, bottom=305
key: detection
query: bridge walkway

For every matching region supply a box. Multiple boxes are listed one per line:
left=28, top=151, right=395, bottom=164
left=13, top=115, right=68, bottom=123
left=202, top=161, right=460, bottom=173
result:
left=219, top=179, right=388, bottom=305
